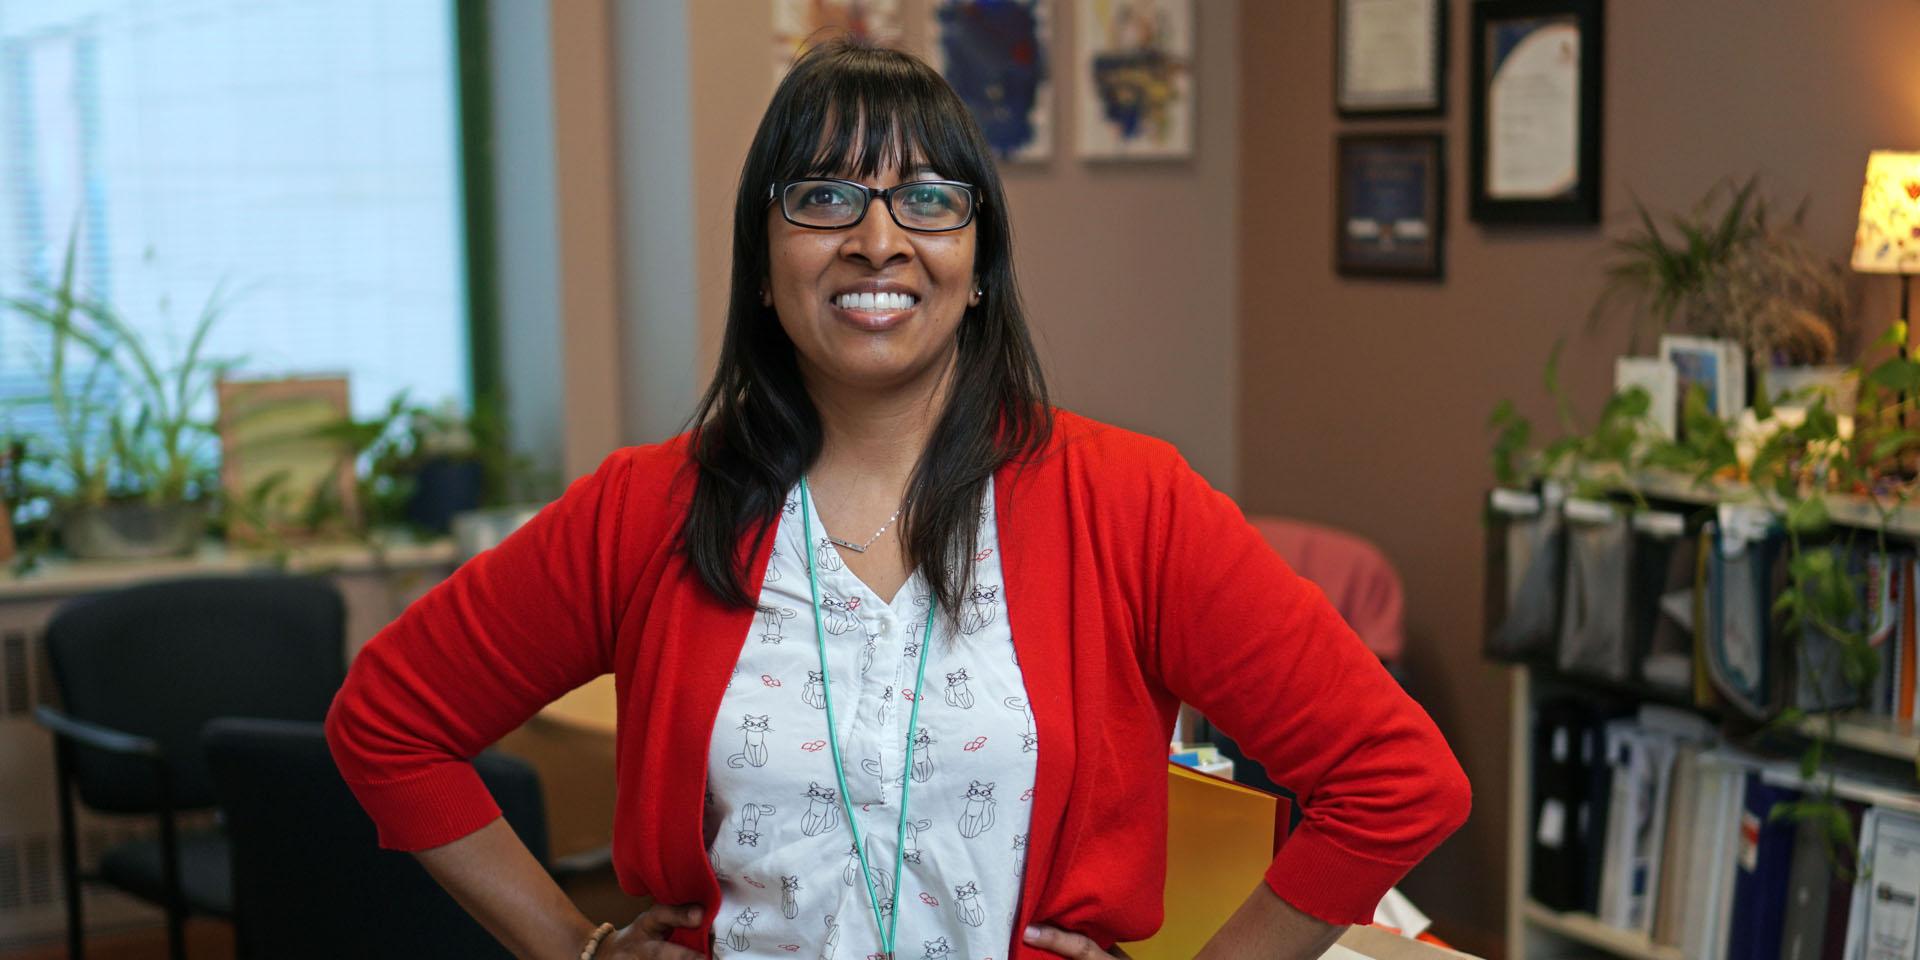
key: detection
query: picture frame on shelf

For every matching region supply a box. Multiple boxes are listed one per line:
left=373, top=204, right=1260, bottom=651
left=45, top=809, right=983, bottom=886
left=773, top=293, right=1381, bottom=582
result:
left=1335, top=132, right=1445, bottom=279
left=1336, top=0, right=1447, bottom=117
left=1614, top=356, right=1678, bottom=440
left=216, top=376, right=359, bottom=544
left=1468, top=0, right=1603, bottom=224
left=1658, top=335, right=1746, bottom=431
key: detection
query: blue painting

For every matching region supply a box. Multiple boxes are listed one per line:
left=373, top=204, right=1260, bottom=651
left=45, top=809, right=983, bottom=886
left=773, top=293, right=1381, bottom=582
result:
left=933, top=0, right=1051, bottom=162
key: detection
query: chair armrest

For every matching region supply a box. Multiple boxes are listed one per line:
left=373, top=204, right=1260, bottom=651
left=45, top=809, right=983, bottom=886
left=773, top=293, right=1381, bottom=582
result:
left=34, top=705, right=162, bottom=759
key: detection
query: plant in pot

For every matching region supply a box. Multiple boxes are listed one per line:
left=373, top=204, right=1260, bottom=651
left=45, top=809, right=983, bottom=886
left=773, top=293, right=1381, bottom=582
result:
left=1, top=235, right=232, bottom=563
left=1594, top=176, right=1856, bottom=410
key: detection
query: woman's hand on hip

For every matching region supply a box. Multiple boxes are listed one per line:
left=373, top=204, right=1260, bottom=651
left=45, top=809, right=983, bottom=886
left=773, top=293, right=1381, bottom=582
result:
left=1023, top=924, right=1131, bottom=960
left=599, top=903, right=707, bottom=960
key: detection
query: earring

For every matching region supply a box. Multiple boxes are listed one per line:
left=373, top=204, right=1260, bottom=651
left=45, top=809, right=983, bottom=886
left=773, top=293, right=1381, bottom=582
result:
left=970, top=285, right=983, bottom=306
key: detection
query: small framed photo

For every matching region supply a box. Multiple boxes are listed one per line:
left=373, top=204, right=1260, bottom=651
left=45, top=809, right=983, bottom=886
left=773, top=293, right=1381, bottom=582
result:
left=217, top=376, right=360, bottom=544
left=1614, top=356, right=1677, bottom=440
left=1658, top=336, right=1747, bottom=429
left=1468, top=0, right=1603, bottom=224
left=1336, top=0, right=1447, bottom=117
left=1335, top=132, right=1445, bottom=279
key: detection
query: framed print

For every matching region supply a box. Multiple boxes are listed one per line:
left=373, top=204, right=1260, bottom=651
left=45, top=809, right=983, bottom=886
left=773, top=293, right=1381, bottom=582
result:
left=1658, top=335, right=1747, bottom=432
left=1336, top=0, right=1446, bottom=117
left=931, top=0, right=1053, bottom=162
left=1335, top=133, right=1445, bottom=279
left=216, top=376, right=359, bottom=544
left=1468, top=0, right=1603, bottom=224
left=1075, top=0, right=1194, bottom=161
left=772, top=0, right=903, bottom=88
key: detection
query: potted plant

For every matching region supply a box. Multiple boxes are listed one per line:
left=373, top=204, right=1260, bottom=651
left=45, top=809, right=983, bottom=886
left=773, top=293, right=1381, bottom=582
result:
left=1594, top=176, right=1855, bottom=407
left=1, top=234, right=232, bottom=562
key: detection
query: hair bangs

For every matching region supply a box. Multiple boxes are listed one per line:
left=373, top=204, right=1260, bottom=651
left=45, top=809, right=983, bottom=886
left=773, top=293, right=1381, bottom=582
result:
left=774, top=60, right=985, bottom=187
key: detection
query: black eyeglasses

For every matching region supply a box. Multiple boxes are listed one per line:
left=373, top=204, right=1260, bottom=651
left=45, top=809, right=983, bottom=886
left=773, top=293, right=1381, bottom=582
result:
left=767, top=178, right=980, bottom=232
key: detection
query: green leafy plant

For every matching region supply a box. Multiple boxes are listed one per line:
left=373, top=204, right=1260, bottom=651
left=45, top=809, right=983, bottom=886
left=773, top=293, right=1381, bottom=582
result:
left=1, top=233, right=236, bottom=568
left=1594, top=176, right=1852, bottom=364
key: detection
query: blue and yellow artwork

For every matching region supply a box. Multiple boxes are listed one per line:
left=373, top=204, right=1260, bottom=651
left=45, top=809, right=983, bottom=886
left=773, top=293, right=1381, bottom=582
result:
left=932, top=0, right=1052, bottom=162
left=1075, top=0, right=1193, bottom=160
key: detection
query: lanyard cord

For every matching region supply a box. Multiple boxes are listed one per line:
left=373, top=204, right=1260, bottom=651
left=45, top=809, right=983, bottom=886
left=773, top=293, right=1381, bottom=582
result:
left=800, top=477, right=937, bottom=959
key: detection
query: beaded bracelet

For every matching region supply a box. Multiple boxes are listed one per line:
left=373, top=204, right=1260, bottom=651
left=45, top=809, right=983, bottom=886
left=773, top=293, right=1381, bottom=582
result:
left=580, top=921, right=617, bottom=960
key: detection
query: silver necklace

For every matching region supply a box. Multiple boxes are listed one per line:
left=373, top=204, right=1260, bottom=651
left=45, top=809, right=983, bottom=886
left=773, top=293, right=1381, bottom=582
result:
left=825, top=505, right=902, bottom=554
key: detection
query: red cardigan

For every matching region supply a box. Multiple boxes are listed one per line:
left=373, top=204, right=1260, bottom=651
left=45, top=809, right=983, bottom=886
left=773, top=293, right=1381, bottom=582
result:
left=325, top=410, right=1470, bottom=954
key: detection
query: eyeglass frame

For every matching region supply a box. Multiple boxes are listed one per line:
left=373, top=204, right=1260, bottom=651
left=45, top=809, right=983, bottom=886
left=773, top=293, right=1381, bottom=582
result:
left=765, top=177, right=983, bottom=233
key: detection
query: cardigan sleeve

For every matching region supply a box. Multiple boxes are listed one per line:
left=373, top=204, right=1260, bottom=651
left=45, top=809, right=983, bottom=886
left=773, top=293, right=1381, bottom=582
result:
left=324, top=448, right=636, bottom=851
left=1140, top=450, right=1470, bottom=926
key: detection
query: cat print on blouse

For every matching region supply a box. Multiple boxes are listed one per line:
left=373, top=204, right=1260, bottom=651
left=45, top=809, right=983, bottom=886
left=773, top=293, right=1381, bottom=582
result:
left=953, top=881, right=985, bottom=927
left=819, top=593, right=860, bottom=635
left=958, top=781, right=997, bottom=838
left=758, top=605, right=796, bottom=644
left=736, top=803, right=774, bottom=846
left=943, top=668, right=975, bottom=708
left=726, top=907, right=757, bottom=952
left=727, top=715, right=772, bottom=768
left=704, top=479, right=1035, bottom=959
left=959, top=584, right=1000, bottom=635
left=910, top=727, right=935, bottom=783
left=780, top=875, right=800, bottom=919
left=819, top=915, right=839, bottom=960
left=801, top=782, right=840, bottom=836
left=902, top=818, right=931, bottom=864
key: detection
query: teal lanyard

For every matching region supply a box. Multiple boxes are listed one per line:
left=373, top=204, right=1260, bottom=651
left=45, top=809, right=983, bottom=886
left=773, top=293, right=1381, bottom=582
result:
left=800, top=477, right=936, bottom=960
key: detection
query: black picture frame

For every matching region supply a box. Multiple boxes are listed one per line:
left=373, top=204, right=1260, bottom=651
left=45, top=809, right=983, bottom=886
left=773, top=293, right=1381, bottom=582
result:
left=1468, top=0, right=1603, bottom=224
left=1335, top=132, right=1445, bottom=279
left=1335, top=0, right=1448, bottom=118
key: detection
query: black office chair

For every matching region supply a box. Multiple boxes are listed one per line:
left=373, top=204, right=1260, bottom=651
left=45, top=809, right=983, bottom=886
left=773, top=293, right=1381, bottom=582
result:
left=203, top=717, right=549, bottom=959
left=34, top=574, right=347, bottom=960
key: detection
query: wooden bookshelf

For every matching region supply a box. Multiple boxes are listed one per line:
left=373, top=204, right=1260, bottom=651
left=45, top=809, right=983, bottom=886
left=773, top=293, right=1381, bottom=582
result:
left=1520, top=902, right=1686, bottom=960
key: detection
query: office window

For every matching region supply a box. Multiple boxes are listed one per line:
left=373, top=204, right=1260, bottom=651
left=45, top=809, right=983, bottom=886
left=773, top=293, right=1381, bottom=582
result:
left=0, top=0, right=469, bottom=446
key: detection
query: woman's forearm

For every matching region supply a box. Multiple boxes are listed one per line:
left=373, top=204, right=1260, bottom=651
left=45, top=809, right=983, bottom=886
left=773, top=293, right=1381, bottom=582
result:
left=1195, top=883, right=1346, bottom=960
left=411, top=816, right=600, bottom=959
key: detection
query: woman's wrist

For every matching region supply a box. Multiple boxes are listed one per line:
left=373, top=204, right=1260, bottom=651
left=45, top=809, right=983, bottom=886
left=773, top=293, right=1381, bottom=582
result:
left=579, top=921, right=618, bottom=959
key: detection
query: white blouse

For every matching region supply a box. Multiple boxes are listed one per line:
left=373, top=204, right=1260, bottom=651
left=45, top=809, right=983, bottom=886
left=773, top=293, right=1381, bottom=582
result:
left=705, top=479, right=1037, bottom=960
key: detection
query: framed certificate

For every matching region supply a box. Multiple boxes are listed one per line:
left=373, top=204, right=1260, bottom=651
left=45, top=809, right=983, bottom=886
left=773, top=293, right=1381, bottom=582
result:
left=1468, top=0, right=1603, bottom=223
left=1336, top=0, right=1446, bottom=117
left=1335, top=133, right=1445, bottom=279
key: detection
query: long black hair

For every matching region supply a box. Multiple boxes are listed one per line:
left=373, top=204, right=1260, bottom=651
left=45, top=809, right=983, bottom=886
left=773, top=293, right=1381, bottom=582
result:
left=680, top=37, right=1051, bottom=615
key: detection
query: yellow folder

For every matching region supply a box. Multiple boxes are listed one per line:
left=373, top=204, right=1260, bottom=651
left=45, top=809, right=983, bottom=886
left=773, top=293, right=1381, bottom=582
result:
left=1118, top=763, right=1291, bottom=960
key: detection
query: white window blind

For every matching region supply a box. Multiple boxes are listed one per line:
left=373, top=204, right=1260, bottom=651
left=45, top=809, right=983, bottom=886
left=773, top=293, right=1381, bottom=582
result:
left=0, top=0, right=469, bottom=441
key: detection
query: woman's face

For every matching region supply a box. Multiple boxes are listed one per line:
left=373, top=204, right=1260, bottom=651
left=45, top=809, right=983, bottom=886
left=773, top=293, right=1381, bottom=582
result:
left=766, top=157, right=979, bottom=395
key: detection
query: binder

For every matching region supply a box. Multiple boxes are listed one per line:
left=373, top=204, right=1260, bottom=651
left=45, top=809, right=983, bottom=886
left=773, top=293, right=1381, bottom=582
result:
left=1725, top=774, right=1801, bottom=960
left=1119, top=763, right=1290, bottom=960
left=1528, top=699, right=1596, bottom=912
left=1560, top=498, right=1633, bottom=681
left=1485, top=486, right=1565, bottom=662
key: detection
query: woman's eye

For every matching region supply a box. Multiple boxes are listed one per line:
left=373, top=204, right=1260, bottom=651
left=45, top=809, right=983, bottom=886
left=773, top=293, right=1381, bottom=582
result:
left=902, top=187, right=951, bottom=210
left=801, top=187, right=850, bottom=208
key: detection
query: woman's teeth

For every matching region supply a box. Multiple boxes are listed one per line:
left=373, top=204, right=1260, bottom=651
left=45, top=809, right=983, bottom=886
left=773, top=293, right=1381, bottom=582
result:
left=834, top=291, right=917, bottom=311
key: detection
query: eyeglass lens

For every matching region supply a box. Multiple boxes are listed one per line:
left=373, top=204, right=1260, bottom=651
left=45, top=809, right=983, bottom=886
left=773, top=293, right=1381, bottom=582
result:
left=781, top=180, right=973, bottom=231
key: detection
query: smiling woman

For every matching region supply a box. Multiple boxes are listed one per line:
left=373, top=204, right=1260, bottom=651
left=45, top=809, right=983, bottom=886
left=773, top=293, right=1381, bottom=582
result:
left=325, top=35, right=1469, bottom=960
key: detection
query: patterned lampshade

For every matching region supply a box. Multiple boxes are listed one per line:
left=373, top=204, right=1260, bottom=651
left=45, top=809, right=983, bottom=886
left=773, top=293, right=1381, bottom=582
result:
left=1853, top=150, right=1920, bottom=274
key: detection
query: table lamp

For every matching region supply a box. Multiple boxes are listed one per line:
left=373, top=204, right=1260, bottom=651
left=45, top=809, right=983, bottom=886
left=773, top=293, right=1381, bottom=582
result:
left=1853, top=150, right=1920, bottom=351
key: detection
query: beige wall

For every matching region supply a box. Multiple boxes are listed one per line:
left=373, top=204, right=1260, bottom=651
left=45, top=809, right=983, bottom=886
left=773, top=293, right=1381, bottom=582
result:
left=1237, top=2, right=1920, bottom=954
left=686, top=0, right=1241, bottom=489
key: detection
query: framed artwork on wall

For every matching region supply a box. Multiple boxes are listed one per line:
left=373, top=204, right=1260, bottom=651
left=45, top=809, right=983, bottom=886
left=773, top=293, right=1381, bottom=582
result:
left=1075, top=0, right=1194, bottom=160
left=771, top=0, right=904, bottom=87
left=1336, top=0, right=1446, bottom=117
left=1335, top=132, right=1445, bottom=279
left=931, top=0, right=1053, bottom=162
left=1468, top=0, right=1603, bottom=224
